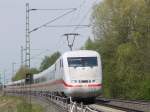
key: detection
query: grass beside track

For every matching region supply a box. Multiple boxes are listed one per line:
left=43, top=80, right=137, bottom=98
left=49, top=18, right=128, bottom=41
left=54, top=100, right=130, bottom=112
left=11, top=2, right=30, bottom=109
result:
left=0, top=96, right=44, bottom=112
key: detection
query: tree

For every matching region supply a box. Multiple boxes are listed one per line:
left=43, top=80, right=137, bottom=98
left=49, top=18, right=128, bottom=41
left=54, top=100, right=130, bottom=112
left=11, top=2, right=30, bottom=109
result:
left=39, top=51, right=61, bottom=71
left=12, top=66, right=39, bottom=81
left=87, top=0, right=150, bottom=99
left=12, top=51, right=61, bottom=81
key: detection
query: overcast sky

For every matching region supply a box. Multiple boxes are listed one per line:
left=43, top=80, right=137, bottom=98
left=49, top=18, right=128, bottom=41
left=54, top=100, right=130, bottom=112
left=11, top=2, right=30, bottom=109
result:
left=0, top=0, right=101, bottom=82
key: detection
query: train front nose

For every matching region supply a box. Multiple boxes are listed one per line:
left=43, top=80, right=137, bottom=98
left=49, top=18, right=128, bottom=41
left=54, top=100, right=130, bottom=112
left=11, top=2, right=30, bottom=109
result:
left=64, top=84, right=102, bottom=98
left=65, top=56, right=102, bottom=98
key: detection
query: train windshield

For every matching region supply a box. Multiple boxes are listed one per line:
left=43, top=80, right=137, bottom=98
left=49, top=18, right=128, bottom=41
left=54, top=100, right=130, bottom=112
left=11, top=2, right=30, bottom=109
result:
left=67, top=57, right=98, bottom=67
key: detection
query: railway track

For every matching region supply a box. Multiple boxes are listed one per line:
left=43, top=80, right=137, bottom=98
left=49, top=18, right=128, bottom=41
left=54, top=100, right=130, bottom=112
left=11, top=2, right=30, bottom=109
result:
left=5, top=92, right=150, bottom=112
left=87, top=104, right=125, bottom=112
left=96, top=97, right=150, bottom=112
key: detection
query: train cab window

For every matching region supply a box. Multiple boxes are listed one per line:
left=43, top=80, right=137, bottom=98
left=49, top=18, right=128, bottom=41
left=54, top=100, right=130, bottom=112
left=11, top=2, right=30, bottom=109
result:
left=62, top=60, right=63, bottom=68
left=67, top=57, right=98, bottom=67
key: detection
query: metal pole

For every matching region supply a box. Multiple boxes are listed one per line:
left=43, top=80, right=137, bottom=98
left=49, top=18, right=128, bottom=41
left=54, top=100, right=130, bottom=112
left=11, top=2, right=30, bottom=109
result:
left=12, top=62, right=16, bottom=76
left=26, top=3, right=30, bottom=68
left=21, top=46, right=24, bottom=66
left=81, top=102, right=83, bottom=112
left=0, top=73, right=2, bottom=90
left=29, top=75, right=32, bottom=112
left=3, top=70, right=5, bottom=89
left=26, top=3, right=32, bottom=112
left=0, top=73, right=1, bottom=85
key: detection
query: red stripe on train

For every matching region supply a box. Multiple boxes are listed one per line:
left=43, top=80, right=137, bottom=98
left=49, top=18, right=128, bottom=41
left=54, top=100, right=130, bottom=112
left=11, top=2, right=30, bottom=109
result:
left=10, top=80, right=102, bottom=89
left=61, top=80, right=102, bottom=88
left=31, top=80, right=102, bottom=88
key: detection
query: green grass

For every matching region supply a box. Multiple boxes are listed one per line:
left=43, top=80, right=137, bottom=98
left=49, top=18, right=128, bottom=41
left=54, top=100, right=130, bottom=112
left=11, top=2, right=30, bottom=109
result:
left=0, top=96, right=44, bottom=112
left=17, top=101, right=44, bottom=112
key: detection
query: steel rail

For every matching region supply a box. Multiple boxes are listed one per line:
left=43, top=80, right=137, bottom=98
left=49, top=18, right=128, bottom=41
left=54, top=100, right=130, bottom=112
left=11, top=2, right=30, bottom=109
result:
left=96, top=97, right=150, bottom=112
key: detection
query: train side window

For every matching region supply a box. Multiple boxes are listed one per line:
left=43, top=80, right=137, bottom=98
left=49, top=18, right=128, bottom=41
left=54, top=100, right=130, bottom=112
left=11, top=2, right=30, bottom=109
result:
left=35, top=79, right=39, bottom=83
left=41, top=77, right=46, bottom=82
left=39, top=78, right=42, bottom=83
left=60, top=60, right=61, bottom=68
left=56, top=62, right=59, bottom=71
left=34, top=80, right=36, bottom=84
left=55, top=64, right=56, bottom=71
left=62, top=60, right=63, bottom=68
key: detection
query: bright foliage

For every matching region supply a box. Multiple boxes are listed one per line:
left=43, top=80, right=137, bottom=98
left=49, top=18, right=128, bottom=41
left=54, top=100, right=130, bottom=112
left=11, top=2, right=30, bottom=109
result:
left=85, top=0, right=150, bottom=100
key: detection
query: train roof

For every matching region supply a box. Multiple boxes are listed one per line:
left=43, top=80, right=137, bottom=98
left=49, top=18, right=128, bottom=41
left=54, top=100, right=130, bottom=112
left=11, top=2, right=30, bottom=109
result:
left=62, top=50, right=100, bottom=57
left=6, top=79, right=25, bottom=86
left=33, top=64, right=55, bottom=79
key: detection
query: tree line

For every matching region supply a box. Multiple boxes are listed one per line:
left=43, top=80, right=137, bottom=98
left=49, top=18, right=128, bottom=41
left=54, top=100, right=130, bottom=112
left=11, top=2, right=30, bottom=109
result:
left=12, top=52, right=60, bottom=81
left=84, top=0, right=150, bottom=100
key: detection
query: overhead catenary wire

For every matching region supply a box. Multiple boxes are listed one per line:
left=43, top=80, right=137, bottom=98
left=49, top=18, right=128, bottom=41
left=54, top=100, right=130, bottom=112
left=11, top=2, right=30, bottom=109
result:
left=13, top=49, right=51, bottom=67
left=72, top=0, right=98, bottom=32
left=73, top=0, right=87, bottom=21
left=30, top=8, right=76, bottom=11
left=48, top=1, right=99, bottom=53
left=45, top=24, right=90, bottom=28
left=68, top=0, right=87, bottom=25
left=48, top=0, right=87, bottom=52
left=29, top=8, right=77, bottom=33
left=55, top=0, right=96, bottom=52
left=57, top=0, right=93, bottom=52
left=24, top=50, right=51, bottom=63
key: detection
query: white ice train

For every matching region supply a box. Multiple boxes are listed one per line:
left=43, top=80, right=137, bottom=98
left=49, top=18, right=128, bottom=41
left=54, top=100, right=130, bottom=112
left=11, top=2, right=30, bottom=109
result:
left=5, top=50, right=102, bottom=99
